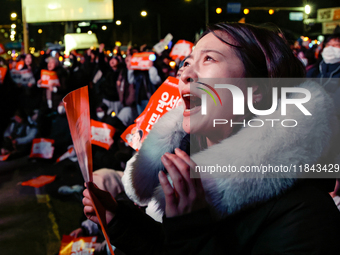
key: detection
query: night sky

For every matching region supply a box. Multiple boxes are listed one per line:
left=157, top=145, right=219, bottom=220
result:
left=0, top=0, right=339, bottom=49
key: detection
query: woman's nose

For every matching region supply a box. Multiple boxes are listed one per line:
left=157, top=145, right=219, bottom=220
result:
left=180, top=65, right=197, bottom=84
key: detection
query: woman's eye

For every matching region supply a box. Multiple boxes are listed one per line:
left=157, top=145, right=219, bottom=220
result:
left=204, top=55, right=214, bottom=62
left=183, top=61, right=190, bottom=67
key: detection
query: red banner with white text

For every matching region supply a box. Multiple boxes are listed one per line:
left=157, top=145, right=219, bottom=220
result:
left=121, top=76, right=181, bottom=151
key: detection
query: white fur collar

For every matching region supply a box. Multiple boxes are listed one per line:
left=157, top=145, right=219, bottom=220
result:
left=122, top=80, right=339, bottom=219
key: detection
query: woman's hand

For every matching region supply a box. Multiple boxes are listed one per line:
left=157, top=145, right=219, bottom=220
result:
left=82, top=184, right=116, bottom=225
left=159, top=148, right=208, bottom=218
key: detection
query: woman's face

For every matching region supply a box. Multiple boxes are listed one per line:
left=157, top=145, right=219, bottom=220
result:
left=48, top=59, right=57, bottom=71
left=110, top=58, right=118, bottom=69
left=325, top=38, right=340, bottom=48
left=179, top=31, right=247, bottom=141
left=132, top=131, right=141, bottom=147
left=25, top=54, right=32, bottom=66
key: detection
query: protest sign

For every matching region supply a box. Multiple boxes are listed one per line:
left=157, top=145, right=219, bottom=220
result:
left=63, top=86, right=116, bottom=255
left=59, top=235, right=97, bottom=255
left=90, top=120, right=116, bottom=150
left=56, top=145, right=76, bottom=163
left=0, top=66, right=7, bottom=84
left=121, top=76, right=181, bottom=151
left=30, top=138, right=55, bottom=159
left=21, top=175, right=56, bottom=188
left=10, top=69, right=21, bottom=84
left=20, top=69, right=36, bottom=86
left=15, top=60, right=24, bottom=71
left=0, top=44, right=5, bottom=54
left=130, top=52, right=155, bottom=70
left=153, top=33, right=173, bottom=54
left=0, top=154, right=10, bottom=161
left=40, top=69, right=60, bottom=88
left=170, top=40, right=194, bottom=61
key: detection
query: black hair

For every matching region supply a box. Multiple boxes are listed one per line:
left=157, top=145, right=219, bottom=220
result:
left=324, top=33, right=340, bottom=45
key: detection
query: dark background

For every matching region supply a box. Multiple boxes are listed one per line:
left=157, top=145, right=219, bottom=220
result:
left=0, top=0, right=340, bottom=50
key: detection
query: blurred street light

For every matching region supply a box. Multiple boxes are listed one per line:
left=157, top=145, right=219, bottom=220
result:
left=38, top=29, right=43, bottom=34
left=88, top=30, right=92, bottom=34
left=102, top=25, right=107, bottom=30
left=243, top=9, right=250, bottom=15
left=116, top=20, right=122, bottom=25
left=11, top=13, right=17, bottom=19
left=216, top=8, right=222, bottom=14
left=169, top=61, right=176, bottom=69
left=305, top=5, right=311, bottom=14
left=269, top=9, right=274, bottom=15
left=141, top=11, right=147, bottom=17
left=11, top=24, right=16, bottom=29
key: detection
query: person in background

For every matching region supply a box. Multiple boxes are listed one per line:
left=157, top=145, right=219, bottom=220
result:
left=94, top=43, right=124, bottom=116
left=18, top=53, right=42, bottom=113
left=306, top=34, right=340, bottom=118
left=0, top=57, right=18, bottom=146
left=91, top=103, right=124, bottom=171
left=66, top=50, right=88, bottom=92
left=37, top=56, right=69, bottom=112
left=126, top=53, right=162, bottom=115
left=1, top=108, right=38, bottom=159
left=46, top=101, right=73, bottom=160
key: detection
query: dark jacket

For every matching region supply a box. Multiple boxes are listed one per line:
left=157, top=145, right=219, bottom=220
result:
left=107, top=182, right=340, bottom=255
left=306, top=61, right=340, bottom=117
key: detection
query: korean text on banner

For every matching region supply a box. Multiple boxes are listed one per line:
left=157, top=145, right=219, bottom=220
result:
left=121, top=76, right=181, bottom=151
left=170, top=40, right=194, bottom=61
left=30, top=138, right=55, bottom=159
left=130, top=52, right=155, bottom=70
left=63, top=86, right=116, bottom=255
left=40, top=69, right=60, bottom=88
left=90, top=119, right=116, bottom=150
left=0, top=66, right=7, bottom=84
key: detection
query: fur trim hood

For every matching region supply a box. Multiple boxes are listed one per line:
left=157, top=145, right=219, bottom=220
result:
left=122, top=80, right=339, bottom=219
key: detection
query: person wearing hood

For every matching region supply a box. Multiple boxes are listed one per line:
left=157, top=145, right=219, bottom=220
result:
left=83, top=22, right=340, bottom=254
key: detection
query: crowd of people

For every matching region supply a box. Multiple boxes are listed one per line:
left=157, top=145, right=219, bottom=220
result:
left=1, top=21, right=340, bottom=255
left=0, top=43, right=177, bottom=170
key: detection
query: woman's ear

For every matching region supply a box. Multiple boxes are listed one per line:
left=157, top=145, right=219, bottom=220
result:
left=252, top=85, right=263, bottom=104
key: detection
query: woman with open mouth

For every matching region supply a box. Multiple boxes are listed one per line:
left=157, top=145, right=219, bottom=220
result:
left=83, top=22, right=340, bottom=254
